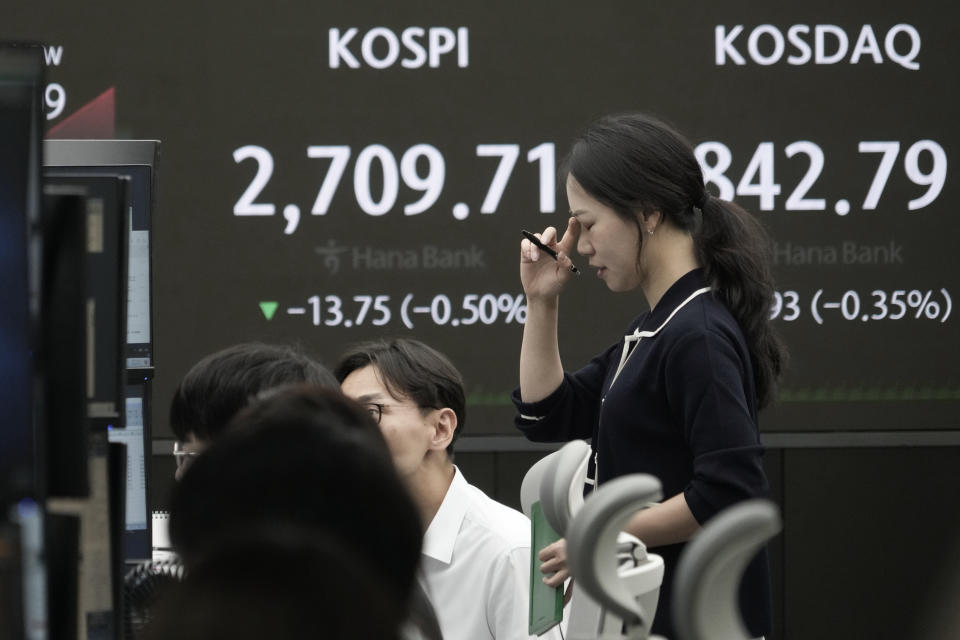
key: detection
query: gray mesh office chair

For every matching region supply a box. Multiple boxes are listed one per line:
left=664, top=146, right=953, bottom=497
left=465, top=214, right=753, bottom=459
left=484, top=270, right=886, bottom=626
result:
left=525, top=444, right=781, bottom=640
left=565, top=474, right=665, bottom=640
left=523, top=442, right=667, bottom=638
left=671, top=500, right=781, bottom=640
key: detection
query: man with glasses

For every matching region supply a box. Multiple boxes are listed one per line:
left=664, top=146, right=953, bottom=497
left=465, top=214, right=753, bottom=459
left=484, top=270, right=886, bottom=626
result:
left=337, top=338, right=559, bottom=640
left=157, top=387, right=425, bottom=640
left=169, top=342, right=338, bottom=480
left=127, top=343, right=338, bottom=636
left=161, top=342, right=444, bottom=640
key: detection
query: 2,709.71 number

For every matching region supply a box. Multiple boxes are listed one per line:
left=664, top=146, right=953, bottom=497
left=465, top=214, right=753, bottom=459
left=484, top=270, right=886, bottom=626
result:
left=232, top=143, right=556, bottom=233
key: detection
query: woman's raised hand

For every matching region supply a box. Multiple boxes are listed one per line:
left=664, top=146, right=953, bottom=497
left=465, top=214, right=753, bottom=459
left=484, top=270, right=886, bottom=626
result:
left=520, top=217, right=580, bottom=302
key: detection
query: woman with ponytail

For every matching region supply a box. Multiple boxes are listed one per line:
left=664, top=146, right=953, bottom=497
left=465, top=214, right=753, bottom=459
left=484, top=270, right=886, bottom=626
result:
left=513, top=113, right=785, bottom=639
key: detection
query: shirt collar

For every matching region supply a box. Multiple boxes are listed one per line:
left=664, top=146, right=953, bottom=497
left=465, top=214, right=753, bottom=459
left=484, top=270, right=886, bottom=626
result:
left=421, top=467, right=468, bottom=564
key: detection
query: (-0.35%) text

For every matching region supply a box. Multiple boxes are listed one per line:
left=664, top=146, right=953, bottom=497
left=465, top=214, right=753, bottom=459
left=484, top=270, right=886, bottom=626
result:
left=771, top=288, right=952, bottom=325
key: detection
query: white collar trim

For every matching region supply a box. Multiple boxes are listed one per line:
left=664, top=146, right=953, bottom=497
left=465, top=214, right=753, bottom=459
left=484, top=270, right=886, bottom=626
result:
left=611, top=286, right=711, bottom=385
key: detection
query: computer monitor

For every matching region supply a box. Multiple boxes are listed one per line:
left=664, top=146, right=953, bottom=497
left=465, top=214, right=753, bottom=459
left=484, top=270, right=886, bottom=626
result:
left=107, top=383, right=151, bottom=562
left=43, top=141, right=158, bottom=565
left=43, top=172, right=129, bottom=429
left=40, top=186, right=89, bottom=499
left=43, top=139, right=159, bottom=375
left=0, top=43, right=43, bottom=507
left=0, top=40, right=47, bottom=638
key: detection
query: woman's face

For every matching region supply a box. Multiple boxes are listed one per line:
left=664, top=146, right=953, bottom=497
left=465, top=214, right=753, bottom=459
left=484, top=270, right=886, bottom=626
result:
left=567, top=176, right=643, bottom=292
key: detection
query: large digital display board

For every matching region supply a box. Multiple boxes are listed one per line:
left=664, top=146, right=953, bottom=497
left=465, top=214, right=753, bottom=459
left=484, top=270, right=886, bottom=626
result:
left=7, top=1, right=957, bottom=434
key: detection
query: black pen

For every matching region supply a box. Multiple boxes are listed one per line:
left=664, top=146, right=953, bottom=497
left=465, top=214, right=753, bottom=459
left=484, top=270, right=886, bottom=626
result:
left=521, top=229, right=580, bottom=275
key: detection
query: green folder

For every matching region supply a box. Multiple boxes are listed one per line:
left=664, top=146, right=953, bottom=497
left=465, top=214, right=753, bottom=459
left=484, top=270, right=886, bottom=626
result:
left=529, top=501, right=564, bottom=636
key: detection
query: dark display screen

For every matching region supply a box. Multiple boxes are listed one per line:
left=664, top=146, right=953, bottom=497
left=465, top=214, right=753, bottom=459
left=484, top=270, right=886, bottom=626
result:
left=43, top=155, right=154, bottom=370
left=42, top=172, right=128, bottom=422
left=0, top=45, right=41, bottom=503
left=9, top=2, right=957, bottom=433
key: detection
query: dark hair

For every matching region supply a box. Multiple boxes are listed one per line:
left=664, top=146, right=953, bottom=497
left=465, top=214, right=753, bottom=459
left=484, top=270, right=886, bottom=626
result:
left=167, top=386, right=423, bottom=602
left=334, top=338, right=466, bottom=455
left=565, top=112, right=786, bottom=408
left=145, top=528, right=405, bottom=640
left=169, top=342, right=337, bottom=441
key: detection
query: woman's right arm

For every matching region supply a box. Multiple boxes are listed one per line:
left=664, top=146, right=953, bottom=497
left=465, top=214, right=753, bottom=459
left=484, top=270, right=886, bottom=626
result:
left=518, top=218, right=580, bottom=402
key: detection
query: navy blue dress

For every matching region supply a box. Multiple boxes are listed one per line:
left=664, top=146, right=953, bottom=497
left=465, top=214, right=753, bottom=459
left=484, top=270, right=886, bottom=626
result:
left=512, top=268, right=772, bottom=638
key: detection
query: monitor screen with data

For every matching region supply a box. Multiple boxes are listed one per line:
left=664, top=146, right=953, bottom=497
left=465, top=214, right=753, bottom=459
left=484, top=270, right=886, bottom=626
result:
left=107, top=383, right=150, bottom=561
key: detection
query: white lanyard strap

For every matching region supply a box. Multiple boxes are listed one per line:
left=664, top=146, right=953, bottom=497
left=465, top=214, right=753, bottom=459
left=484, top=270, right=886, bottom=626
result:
left=610, top=286, right=711, bottom=386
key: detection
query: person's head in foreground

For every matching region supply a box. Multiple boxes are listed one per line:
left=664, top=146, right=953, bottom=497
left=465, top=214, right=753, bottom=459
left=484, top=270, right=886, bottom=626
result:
left=167, top=386, right=423, bottom=609
left=145, top=527, right=405, bottom=640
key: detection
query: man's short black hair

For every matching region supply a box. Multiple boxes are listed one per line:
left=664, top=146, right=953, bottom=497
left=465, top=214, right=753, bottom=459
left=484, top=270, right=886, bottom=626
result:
left=169, top=342, right=337, bottom=442
left=168, top=386, right=423, bottom=603
left=334, top=338, right=466, bottom=455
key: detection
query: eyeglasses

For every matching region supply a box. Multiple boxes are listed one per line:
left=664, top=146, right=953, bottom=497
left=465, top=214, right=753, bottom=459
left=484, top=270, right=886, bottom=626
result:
left=362, top=402, right=412, bottom=425
left=173, top=441, right=200, bottom=471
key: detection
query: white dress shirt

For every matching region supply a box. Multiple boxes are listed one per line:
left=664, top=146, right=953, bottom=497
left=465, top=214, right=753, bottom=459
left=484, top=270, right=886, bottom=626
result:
left=419, top=467, right=562, bottom=640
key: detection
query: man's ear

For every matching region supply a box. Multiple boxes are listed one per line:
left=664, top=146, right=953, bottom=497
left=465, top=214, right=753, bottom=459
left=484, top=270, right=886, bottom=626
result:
left=430, top=408, right=457, bottom=451
left=644, top=210, right=663, bottom=234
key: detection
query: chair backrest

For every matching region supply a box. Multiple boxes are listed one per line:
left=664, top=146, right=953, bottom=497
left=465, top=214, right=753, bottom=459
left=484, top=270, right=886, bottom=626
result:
left=539, top=440, right=591, bottom=535
left=519, top=448, right=556, bottom=519
left=519, top=440, right=591, bottom=534
left=565, top=474, right=663, bottom=625
left=671, top=499, right=782, bottom=640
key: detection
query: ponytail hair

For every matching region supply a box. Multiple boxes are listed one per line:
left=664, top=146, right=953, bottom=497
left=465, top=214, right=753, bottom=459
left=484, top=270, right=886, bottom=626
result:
left=695, top=195, right=786, bottom=408
left=565, top=112, right=786, bottom=408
